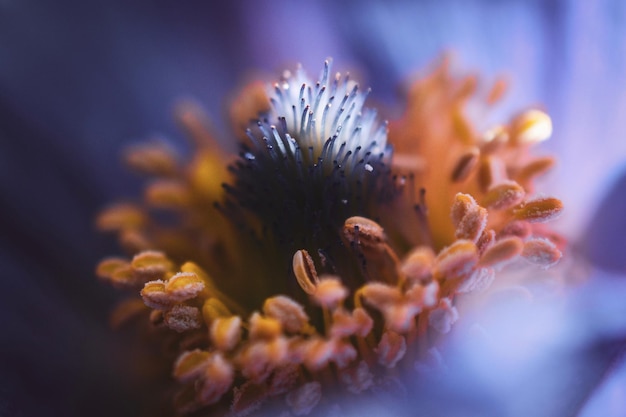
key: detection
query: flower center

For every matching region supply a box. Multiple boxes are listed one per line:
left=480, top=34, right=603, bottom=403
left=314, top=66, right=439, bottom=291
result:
left=220, top=61, right=396, bottom=296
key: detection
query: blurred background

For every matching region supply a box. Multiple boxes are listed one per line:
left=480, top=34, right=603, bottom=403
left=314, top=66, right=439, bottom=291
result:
left=1, top=0, right=625, bottom=416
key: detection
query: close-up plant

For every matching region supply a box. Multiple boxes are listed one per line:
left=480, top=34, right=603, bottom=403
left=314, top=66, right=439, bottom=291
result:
left=2, top=1, right=626, bottom=417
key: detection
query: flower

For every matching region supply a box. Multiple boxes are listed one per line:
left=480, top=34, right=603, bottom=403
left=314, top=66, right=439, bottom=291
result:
left=3, top=1, right=626, bottom=416
left=95, top=58, right=566, bottom=416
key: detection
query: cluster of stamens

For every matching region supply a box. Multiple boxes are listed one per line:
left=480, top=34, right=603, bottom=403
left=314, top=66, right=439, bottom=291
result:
left=96, top=57, right=564, bottom=416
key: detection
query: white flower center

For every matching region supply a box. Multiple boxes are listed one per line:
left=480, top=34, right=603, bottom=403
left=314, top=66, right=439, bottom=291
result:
left=263, top=60, right=390, bottom=171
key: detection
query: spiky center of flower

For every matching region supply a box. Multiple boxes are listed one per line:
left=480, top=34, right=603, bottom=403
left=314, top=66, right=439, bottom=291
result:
left=267, top=61, right=388, bottom=164
left=221, top=61, right=395, bottom=290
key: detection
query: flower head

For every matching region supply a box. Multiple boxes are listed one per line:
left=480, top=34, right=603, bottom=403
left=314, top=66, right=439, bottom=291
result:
left=96, top=58, right=564, bottom=416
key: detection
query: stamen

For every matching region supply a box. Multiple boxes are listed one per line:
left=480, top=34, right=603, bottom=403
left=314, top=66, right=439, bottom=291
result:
left=477, top=155, right=505, bottom=192
left=479, top=236, right=524, bottom=268
left=428, top=298, right=458, bottom=334
left=509, top=109, right=553, bottom=145
left=123, top=142, right=179, bottom=177
left=165, top=272, right=205, bottom=303
left=263, top=296, right=310, bottom=334
left=210, top=316, right=242, bottom=351
left=451, top=146, right=480, bottom=182
left=96, top=203, right=146, bottom=231
left=451, top=193, right=488, bottom=242
left=96, top=59, right=567, bottom=416
left=249, top=312, right=282, bottom=340
left=311, top=277, right=348, bottom=309
left=433, top=240, right=478, bottom=280
left=145, top=180, right=190, bottom=208
left=483, top=181, right=525, bottom=210
left=516, top=156, right=556, bottom=184
left=522, top=238, right=562, bottom=267
left=173, top=350, right=211, bottom=383
left=164, top=305, right=202, bottom=333
left=293, top=250, right=319, bottom=295
left=286, top=382, right=322, bottom=416
left=197, top=353, right=234, bottom=406
left=376, top=331, right=407, bottom=368
left=141, top=280, right=170, bottom=310
left=513, top=197, right=564, bottom=223
left=340, top=361, right=374, bottom=394
left=399, top=246, right=435, bottom=284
